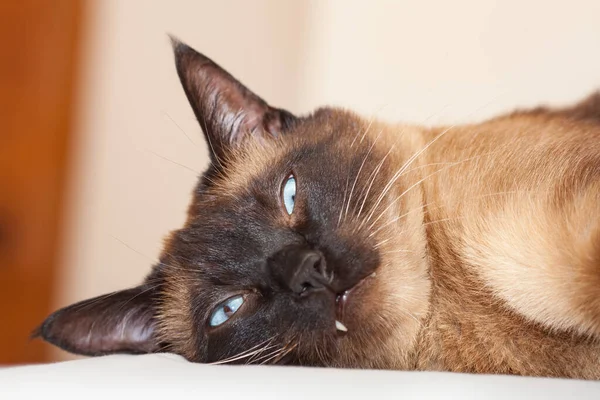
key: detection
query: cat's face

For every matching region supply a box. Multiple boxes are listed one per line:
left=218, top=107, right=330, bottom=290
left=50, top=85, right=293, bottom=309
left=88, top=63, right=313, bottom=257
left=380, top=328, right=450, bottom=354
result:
left=38, top=39, right=431, bottom=368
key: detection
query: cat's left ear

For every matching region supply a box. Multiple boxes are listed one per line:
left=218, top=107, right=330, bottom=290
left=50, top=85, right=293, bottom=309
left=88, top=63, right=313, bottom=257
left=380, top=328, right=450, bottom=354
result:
left=171, top=37, right=297, bottom=164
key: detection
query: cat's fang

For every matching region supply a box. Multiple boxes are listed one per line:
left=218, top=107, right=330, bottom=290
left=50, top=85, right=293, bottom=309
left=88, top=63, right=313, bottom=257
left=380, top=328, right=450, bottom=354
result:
left=336, top=320, right=348, bottom=332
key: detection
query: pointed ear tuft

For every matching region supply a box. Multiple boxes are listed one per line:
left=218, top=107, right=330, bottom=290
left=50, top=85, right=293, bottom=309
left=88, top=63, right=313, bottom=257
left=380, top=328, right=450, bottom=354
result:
left=34, top=285, right=159, bottom=356
left=168, top=33, right=183, bottom=52
left=171, top=39, right=297, bottom=165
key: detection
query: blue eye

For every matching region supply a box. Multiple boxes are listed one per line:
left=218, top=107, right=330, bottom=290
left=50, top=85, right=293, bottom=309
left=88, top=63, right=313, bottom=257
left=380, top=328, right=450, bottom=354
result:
left=209, top=295, right=244, bottom=327
left=282, top=175, right=296, bottom=215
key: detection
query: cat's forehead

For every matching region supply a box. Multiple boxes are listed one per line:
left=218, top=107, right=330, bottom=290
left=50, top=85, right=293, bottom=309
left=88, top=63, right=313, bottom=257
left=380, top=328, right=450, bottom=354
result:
left=216, top=108, right=366, bottom=193
left=220, top=138, right=291, bottom=193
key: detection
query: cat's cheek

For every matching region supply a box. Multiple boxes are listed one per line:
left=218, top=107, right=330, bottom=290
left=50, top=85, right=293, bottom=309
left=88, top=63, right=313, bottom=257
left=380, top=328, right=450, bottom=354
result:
left=335, top=229, right=430, bottom=368
left=336, top=275, right=379, bottom=331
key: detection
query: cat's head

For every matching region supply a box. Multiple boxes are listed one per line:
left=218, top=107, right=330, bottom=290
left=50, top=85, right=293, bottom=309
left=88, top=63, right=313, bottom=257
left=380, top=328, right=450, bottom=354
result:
left=37, top=39, right=430, bottom=368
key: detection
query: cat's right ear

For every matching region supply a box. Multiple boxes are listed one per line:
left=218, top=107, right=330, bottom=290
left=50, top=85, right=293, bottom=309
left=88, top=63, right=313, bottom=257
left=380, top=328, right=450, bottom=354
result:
left=170, top=36, right=297, bottom=165
left=33, top=285, right=159, bottom=356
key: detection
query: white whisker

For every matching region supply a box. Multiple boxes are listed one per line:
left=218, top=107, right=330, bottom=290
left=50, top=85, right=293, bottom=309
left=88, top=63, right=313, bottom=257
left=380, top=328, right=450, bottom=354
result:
left=363, top=125, right=457, bottom=227
left=373, top=238, right=391, bottom=249
left=161, top=110, right=197, bottom=146
left=381, top=249, right=414, bottom=254
left=210, top=338, right=277, bottom=365
left=354, top=144, right=396, bottom=225
left=338, top=174, right=351, bottom=227
left=344, top=130, right=383, bottom=221
left=350, top=116, right=376, bottom=148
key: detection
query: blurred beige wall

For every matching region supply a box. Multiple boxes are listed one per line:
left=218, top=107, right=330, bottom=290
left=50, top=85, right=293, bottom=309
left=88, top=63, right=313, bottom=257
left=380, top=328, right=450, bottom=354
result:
left=55, top=0, right=600, bottom=360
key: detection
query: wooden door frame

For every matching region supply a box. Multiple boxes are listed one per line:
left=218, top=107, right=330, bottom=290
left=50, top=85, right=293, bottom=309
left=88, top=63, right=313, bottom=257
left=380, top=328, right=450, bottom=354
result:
left=0, top=0, right=83, bottom=364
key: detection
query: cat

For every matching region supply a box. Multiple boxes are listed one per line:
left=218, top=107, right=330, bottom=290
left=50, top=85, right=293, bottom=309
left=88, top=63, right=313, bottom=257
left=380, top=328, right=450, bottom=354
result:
left=36, top=38, right=600, bottom=379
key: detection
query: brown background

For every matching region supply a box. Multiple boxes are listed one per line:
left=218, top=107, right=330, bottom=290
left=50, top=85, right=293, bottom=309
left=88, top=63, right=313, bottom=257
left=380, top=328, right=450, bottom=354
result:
left=0, top=0, right=82, bottom=364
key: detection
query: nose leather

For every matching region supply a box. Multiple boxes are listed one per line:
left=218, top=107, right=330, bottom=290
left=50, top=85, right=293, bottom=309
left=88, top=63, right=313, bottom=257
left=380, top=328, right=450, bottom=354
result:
left=268, top=245, right=329, bottom=296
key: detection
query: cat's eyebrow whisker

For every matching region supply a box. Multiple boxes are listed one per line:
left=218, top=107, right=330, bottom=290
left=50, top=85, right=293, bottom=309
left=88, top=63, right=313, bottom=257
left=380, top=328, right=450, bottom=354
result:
left=337, top=174, right=351, bottom=227
left=370, top=186, right=546, bottom=238
left=361, top=110, right=511, bottom=230
left=417, top=188, right=542, bottom=215
left=367, top=203, right=431, bottom=237
left=369, top=162, right=533, bottom=234
left=373, top=238, right=391, bottom=249
left=109, top=234, right=156, bottom=261
left=349, top=102, right=392, bottom=148
left=365, top=150, right=497, bottom=232
left=422, top=216, right=464, bottom=226
left=354, top=144, right=396, bottom=227
left=161, top=110, right=198, bottom=146
left=200, top=173, right=220, bottom=186
left=381, top=249, right=414, bottom=254
left=350, top=116, right=376, bottom=148
left=365, top=166, right=449, bottom=233
left=109, top=235, right=194, bottom=274
left=145, top=149, right=201, bottom=175
left=393, top=160, right=463, bottom=176
left=364, top=151, right=515, bottom=225
left=350, top=124, right=411, bottom=229
left=340, top=115, right=380, bottom=227
left=160, top=249, right=198, bottom=267
left=365, top=166, right=455, bottom=234
left=157, top=264, right=192, bottom=274
left=344, top=129, right=383, bottom=222
left=356, top=120, right=449, bottom=232
left=363, top=125, right=457, bottom=227
left=340, top=118, right=377, bottom=226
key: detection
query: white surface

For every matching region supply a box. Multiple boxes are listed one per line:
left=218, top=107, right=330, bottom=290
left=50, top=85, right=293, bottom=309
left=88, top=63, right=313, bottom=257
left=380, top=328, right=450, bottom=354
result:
left=1, top=354, right=599, bottom=400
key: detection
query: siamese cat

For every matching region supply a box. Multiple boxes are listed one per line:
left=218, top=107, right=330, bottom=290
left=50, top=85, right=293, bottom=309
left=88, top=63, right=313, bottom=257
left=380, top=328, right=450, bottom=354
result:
left=36, top=38, right=600, bottom=379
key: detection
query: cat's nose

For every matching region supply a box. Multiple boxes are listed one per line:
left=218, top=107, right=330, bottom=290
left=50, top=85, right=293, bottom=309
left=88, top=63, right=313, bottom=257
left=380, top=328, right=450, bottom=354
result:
left=268, top=246, right=330, bottom=296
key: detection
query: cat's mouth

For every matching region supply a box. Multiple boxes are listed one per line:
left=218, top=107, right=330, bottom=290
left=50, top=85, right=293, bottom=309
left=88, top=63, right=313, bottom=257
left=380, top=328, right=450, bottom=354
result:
left=334, top=272, right=376, bottom=334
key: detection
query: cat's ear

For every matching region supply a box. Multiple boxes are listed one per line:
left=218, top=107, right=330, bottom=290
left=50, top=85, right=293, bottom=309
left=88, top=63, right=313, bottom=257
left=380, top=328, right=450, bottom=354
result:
left=34, top=285, right=159, bottom=356
left=170, top=37, right=297, bottom=164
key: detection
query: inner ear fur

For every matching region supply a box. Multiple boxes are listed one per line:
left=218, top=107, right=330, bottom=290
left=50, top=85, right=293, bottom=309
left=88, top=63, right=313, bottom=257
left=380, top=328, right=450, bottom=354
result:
left=171, top=36, right=297, bottom=165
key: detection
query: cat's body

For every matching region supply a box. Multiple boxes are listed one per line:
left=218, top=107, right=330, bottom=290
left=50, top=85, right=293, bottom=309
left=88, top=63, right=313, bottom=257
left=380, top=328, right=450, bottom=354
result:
left=37, top=40, right=600, bottom=379
left=416, top=109, right=600, bottom=378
